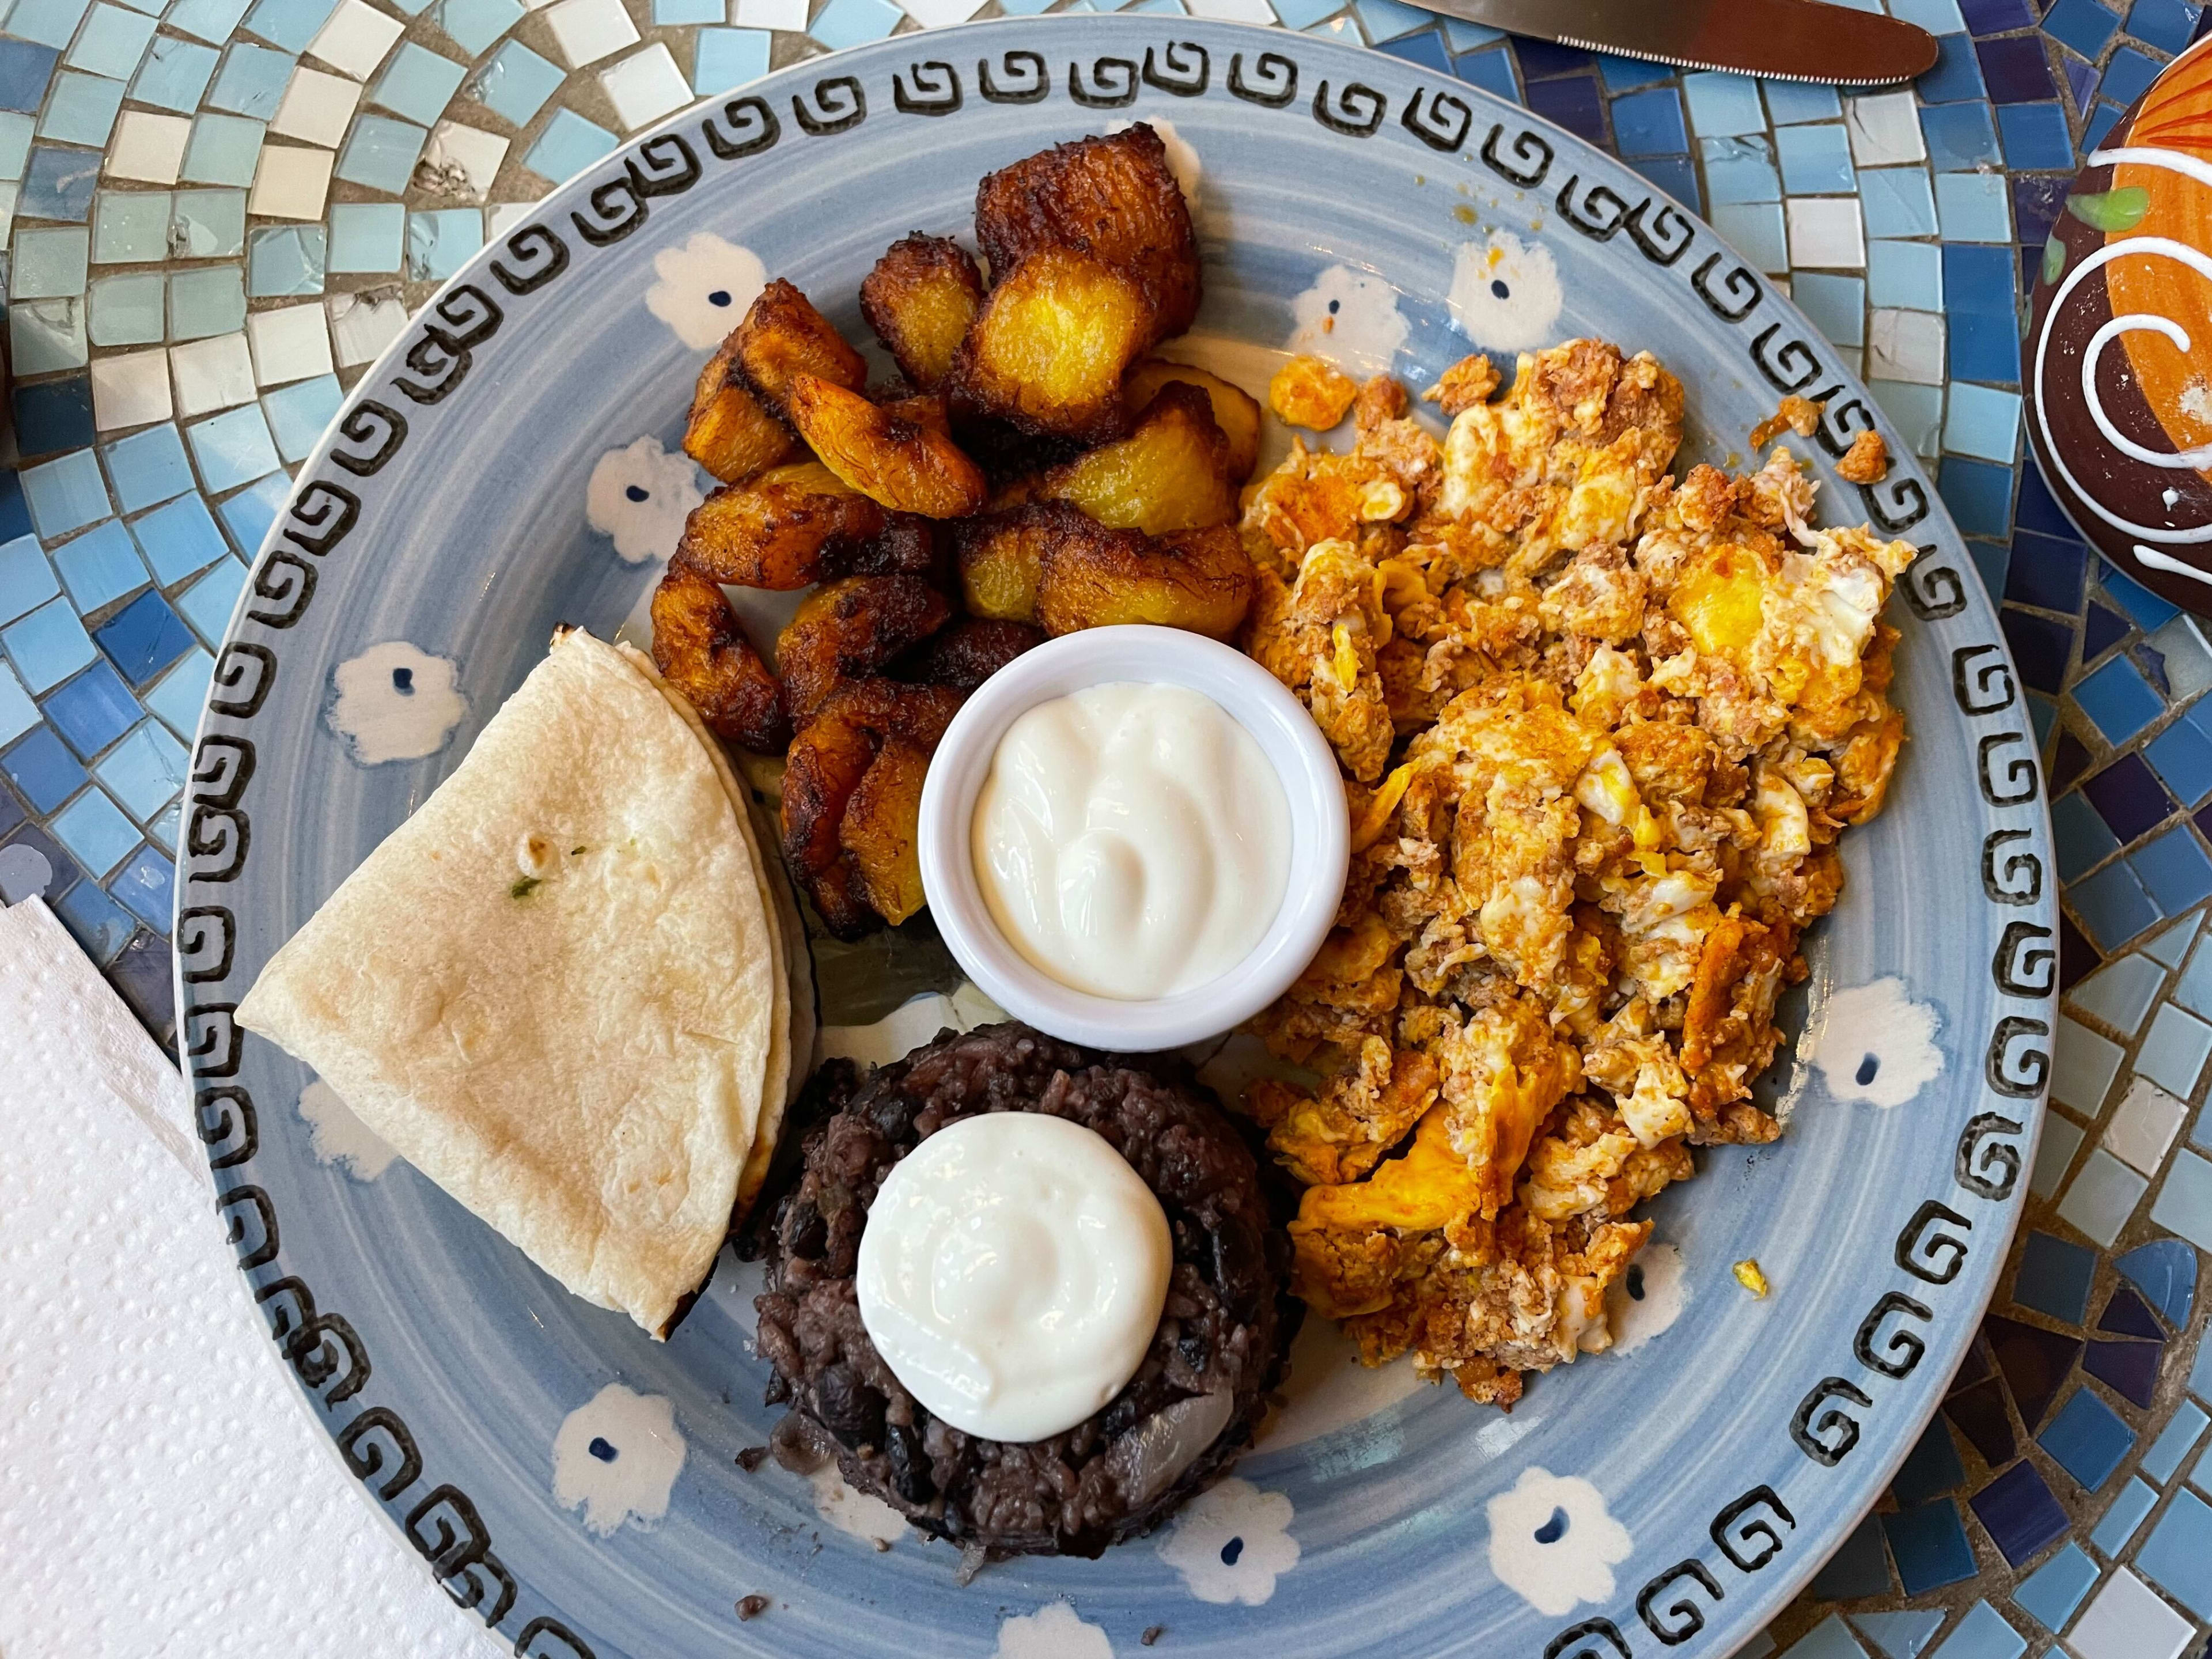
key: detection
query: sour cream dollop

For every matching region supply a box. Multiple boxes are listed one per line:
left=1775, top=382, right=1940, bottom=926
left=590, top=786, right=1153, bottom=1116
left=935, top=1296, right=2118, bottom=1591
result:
left=971, top=683, right=1290, bottom=1000
left=855, top=1112, right=1172, bottom=1442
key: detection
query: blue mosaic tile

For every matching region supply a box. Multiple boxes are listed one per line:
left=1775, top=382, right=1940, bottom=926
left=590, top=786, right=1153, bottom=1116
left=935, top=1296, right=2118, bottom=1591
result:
left=810, top=0, right=902, bottom=48
left=2, top=724, right=89, bottom=812
left=3, top=0, right=92, bottom=51
left=434, top=0, right=522, bottom=56
left=404, top=206, right=479, bottom=281
left=2037, top=1387, right=2136, bottom=1493
left=2129, top=825, right=2212, bottom=915
left=1762, top=78, right=1840, bottom=124
left=1794, top=272, right=1865, bottom=349
left=0, top=478, right=31, bottom=547
left=91, top=717, right=185, bottom=821
left=369, top=40, right=466, bottom=125
left=241, top=0, right=339, bottom=52
left=0, top=40, right=63, bottom=112
left=2015, top=1229, right=2096, bottom=1323
left=2140, top=1399, right=2206, bottom=1484
left=523, top=105, right=614, bottom=181
left=1628, top=154, right=1699, bottom=214
left=1995, top=101, right=2076, bottom=172
left=1892, top=1417, right=1969, bottom=1508
left=1925, top=1602, right=2024, bottom=1659
left=2, top=596, right=97, bottom=694
left=0, top=109, right=32, bottom=176
left=2128, top=0, right=2202, bottom=55
left=1453, top=46, right=1517, bottom=103
left=108, top=839, right=171, bottom=926
left=1523, top=74, right=1607, bottom=146
left=2146, top=708, right=2212, bottom=805
left=166, top=0, right=253, bottom=44
left=247, top=223, right=325, bottom=296
left=1918, top=31, right=1990, bottom=104
left=1850, top=1609, right=1944, bottom=1659
left=1883, top=1499, right=1979, bottom=1596
left=2134, top=1487, right=2212, bottom=1619
left=1969, top=1461, right=2071, bottom=1567
left=2084, top=752, right=2175, bottom=842
left=2082, top=101, right=2126, bottom=152
left=2115, top=1238, right=2198, bottom=1329
left=2101, top=560, right=2183, bottom=632
left=185, top=405, right=280, bottom=492
left=261, top=373, right=341, bottom=463
left=18, top=144, right=98, bottom=218
left=2137, top=1000, right=2212, bottom=1095
left=2041, top=0, right=2120, bottom=57
left=0, top=816, right=82, bottom=904
left=39, top=658, right=137, bottom=756
left=2099, top=46, right=2161, bottom=110
left=1812, top=1512, right=1895, bottom=1600
left=1682, top=68, right=1766, bottom=136
left=1374, top=30, right=1449, bottom=75
left=1868, top=239, right=1943, bottom=310
left=1787, top=1614, right=1871, bottom=1658
left=1511, top=36, right=1593, bottom=78
left=0, top=536, right=60, bottom=627
left=1976, top=32, right=2056, bottom=101
left=327, top=200, right=403, bottom=272
left=691, top=25, right=767, bottom=96
left=1942, top=459, right=2018, bottom=542
left=2088, top=1474, right=2158, bottom=1556
left=215, top=473, right=286, bottom=555
left=13, top=376, right=96, bottom=456
left=48, top=785, right=138, bottom=876
left=468, top=38, right=562, bottom=126
left=1923, top=101, right=2002, bottom=169
left=1775, top=122, right=1857, bottom=193
left=1710, top=202, right=1788, bottom=273
left=172, top=188, right=244, bottom=259
left=2151, top=1147, right=2212, bottom=1251
left=1593, top=51, right=1665, bottom=92
left=181, top=112, right=264, bottom=187
left=2006, top=531, right=2086, bottom=613
left=335, top=113, right=428, bottom=192
left=1937, top=170, right=2013, bottom=241
left=38, top=70, right=125, bottom=147
left=0, top=667, right=38, bottom=749
left=93, top=588, right=194, bottom=686
left=50, top=519, right=145, bottom=613
left=173, top=556, right=246, bottom=643
left=142, top=647, right=212, bottom=739
left=52, top=873, right=135, bottom=961
left=1701, top=136, right=1781, bottom=205
left=205, top=40, right=291, bottom=118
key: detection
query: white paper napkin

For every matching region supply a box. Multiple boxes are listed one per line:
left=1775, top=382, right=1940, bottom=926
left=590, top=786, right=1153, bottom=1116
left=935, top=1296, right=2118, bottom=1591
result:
left=0, top=897, right=493, bottom=1659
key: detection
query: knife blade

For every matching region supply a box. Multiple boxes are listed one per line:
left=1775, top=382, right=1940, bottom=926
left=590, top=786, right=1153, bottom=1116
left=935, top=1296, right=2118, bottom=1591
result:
left=1408, top=0, right=1940, bottom=85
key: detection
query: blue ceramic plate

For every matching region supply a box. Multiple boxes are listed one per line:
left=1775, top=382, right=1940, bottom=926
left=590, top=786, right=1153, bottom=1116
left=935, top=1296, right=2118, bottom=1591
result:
left=177, top=19, right=2057, bottom=1658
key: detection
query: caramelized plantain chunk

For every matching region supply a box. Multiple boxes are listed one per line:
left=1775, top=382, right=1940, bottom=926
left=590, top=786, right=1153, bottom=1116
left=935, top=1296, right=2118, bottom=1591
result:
left=948, top=249, right=1154, bottom=444
left=1038, top=520, right=1255, bottom=640
left=895, top=616, right=1046, bottom=690
left=840, top=736, right=933, bottom=925
left=953, top=503, right=1067, bottom=620
left=684, top=334, right=794, bottom=483
left=1022, top=381, right=1233, bottom=536
left=1126, top=359, right=1263, bottom=482
left=650, top=561, right=789, bottom=752
left=733, top=278, right=868, bottom=414
left=861, top=235, right=986, bottom=393
left=1269, top=354, right=1359, bottom=430
left=776, top=573, right=951, bottom=725
left=788, top=373, right=989, bottom=518
left=973, top=125, right=1200, bottom=340
left=676, top=461, right=887, bottom=588
left=782, top=679, right=964, bottom=938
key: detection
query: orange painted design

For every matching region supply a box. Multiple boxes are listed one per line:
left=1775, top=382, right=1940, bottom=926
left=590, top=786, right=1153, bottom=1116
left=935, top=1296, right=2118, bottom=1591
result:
left=2111, top=44, right=2212, bottom=461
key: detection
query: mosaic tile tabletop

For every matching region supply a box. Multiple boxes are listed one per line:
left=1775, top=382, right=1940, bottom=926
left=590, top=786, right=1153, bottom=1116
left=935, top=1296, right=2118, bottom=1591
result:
left=2, top=0, right=2210, bottom=1650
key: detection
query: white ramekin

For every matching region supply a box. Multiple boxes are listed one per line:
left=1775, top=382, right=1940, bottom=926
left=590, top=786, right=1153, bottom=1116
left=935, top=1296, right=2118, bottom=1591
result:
left=916, top=624, right=1349, bottom=1052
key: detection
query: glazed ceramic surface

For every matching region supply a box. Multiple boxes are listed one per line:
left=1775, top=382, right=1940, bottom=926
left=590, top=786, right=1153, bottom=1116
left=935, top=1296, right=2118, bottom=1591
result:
left=176, top=19, right=2055, bottom=1658
left=2029, top=33, right=2212, bottom=621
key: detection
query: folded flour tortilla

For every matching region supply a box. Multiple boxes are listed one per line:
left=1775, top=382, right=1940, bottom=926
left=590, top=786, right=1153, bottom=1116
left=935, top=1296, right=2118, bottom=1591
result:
left=238, top=628, right=781, bottom=1336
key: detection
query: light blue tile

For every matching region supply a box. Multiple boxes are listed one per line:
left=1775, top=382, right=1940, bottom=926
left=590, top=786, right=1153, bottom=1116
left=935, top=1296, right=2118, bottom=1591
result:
left=170, top=187, right=245, bottom=259
left=13, top=222, right=89, bottom=295
left=808, top=0, right=900, bottom=47
left=2130, top=824, right=2212, bottom=914
left=53, top=876, right=135, bottom=961
left=2068, top=952, right=2166, bottom=1036
left=1922, top=102, right=2000, bottom=171
left=369, top=40, right=465, bottom=125
left=1860, top=167, right=1938, bottom=237
left=0, top=535, right=60, bottom=626
left=1785, top=1613, right=1869, bottom=1658
left=215, top=472, right=286, bottom=555
left=90, top=189, right=168, bottom=264
left=2143, top=915, right=2200, bottom=969
left=1887, top=0, right=1963, bottom=27
left=522, top=106, right=614, bottom=182
left=1774, top=122, right=1855, bottom=194
left=2150, top=1147, right=2212, bottom=1251
left=241, top=0, right=338, bottom=51
left=90, top=717, right=185, bottom=821
left=2089, top=1477, right=2158, bottom=1556
left=1794, top=272, right=1865, bottom=349
left=327, top=200, right=402, bottom=271
left=145, top=798, right=179, bottom=854
left=2162, top=935, right=2212, bottom=1022
left=181, top=112, right=264, bottom=187
left=1936, top=171, right=2011, bottom=243
left=2030, top=1111, right=2085, bottom=1201
left=166, top=263, right=245, bottom=340
left=50, top=518, right=145, bottom=611
left=1867, top=240, right=1942, bottom=311
left=205, top=40, right=292, bottom=118
left=691, top=25, right=767, bottom=95
left=1709, top=201, right=1787, bottom=272
left=1943, top=382, right=2021, bottom=465
left=1, top=596, right=97, bottom=693
left=20, top=450, right=109, bottom=539
left=1763, top=78, right=1840, bottom=125
left=1870, top=379, right=1943, bottom=455
left=0, top=662, right=35, bottom=747
left=1, top=0, right=90, bottom=48
left=165, top=0, right=253, bottom=44
left=143, top=646, right=213, bottom=738
left=260, top=373, right=339, bottom=463
left=650, top=0, right=716, bottom=21
left=468, top=39, right=561, bottom=126
left=2141, top=1401, right=2207, bottom=1486
left=87, top=271, right=163, bottom=346
left=48, top=786, right=139, bottom=874
left=245, top=222, right=324, bottom=296
left=10, top=297, right=87, bottom=374
left=185, top=405, right=279, bottom=493
left=2075, top=652, right=2166, bottom=745
left=1352, top=0, right=1426, bottom=37
left=433, top=0, right=518, bottom=54
left=0, top=112, right=35, bottom=181
left=1926, top=1603, right=2023, bottom=1659
left=173, top=555, right=246, bottom=643
left=2013, top=1541, right=2098, bottom=1633
left=126, top=491, right=226, bottom=583
left=335, top=112, right=427, bottom=192
left=128, top=33, right=218, bottom=111
left=1700, top=135, right=1780, bottom=204
left=65, top=5, right=154, bottom=78
left=2057, top=1146, right=2149, bottom=1246
left=404, top=206, right=478, bottom=281
left=2138, top=1001, right=2212, bottom=1097
left=2135, top=1486, right=2212, bottom=1620
left=109, top=842, right=173, bottom=926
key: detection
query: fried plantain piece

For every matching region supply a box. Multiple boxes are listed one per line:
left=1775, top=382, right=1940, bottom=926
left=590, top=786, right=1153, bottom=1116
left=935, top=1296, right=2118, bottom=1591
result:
left=954, top=502, right=1077, bottom=621
left=1126, top=359, right=1263, bottom=482
left=974, top=125, right=1200, bottom=340
left=1268, top=355, right=1359, bottom=431
left=788, top=373, right=989, bottom=518
left=1016, top=381, right=1234, bottom=537
left=676, top=461, right=888, bottom=588
left=840, top=736, right=932, bottom=925
left=860, top=234, right=986, bottom=393
left=684, top=334, right=795, bottom=483
left=733, top=278, right=869, bottom=415
left=776, top=573, right=952, bottom=725
left=1038, top=520, right=1255, bottom=639
left=948, top=249, right=1156, bottom=444
left=649, top=560, right=789, bottom=752
left=782, top=679, right=964, bottom=938
left=895, top=616, right=1046, bottom=690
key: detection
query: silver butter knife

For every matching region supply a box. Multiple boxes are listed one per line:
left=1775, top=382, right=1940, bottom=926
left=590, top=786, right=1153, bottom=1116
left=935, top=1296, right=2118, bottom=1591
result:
left=1418, top=0, right=1940, bottom=85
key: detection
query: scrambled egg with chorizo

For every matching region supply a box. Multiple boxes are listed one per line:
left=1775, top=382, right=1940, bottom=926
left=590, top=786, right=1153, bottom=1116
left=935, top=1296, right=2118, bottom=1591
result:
left=1239, top=340, right=1915, bottom=1407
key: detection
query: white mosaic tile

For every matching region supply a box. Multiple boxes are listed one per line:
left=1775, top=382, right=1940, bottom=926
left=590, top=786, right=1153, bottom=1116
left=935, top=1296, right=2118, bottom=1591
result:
left=1868, top=308, right=1944, bottom=385
left=2149, top=614, right=2212, bottom=702
left=2103, top=1075, right=2190, bottom=1177
left=106, top=110, right=189, bottom=184
left=2068, top=952, right=2167, bottom=1037
left=90, top=345, right=173, bottom=430
left=900, top=0, right=988, bottom=24
left=485, top=200, right=535, bottom=239
left=1184, top=0, right=1276, bottom=17
left=2056, top=1147, right=2149, bottom=1247
left=2051, top=1013, right=2125, bottom=1115
left=328, top=289, right=407, bottom=365
left=544, top=0, right=638, bottom=69
left=420, top=120, right=508, bottom=200
left=248, top=142, right=333, bottom=219
left=270, top=66, right=362, bottom=148
left=733, top=0, right=806, bottom=28
left=599, top=43, right=688, bottom=131
left=1843, top=92, right=1925, bottom=167
left=247, top=302, right=333, bottom=386
left=2066, top=1567, right=2194, bottom=1659
left=1784, top=196, right=1863, bottom=268
left=2142, top=914, right=2203, bottom=970
left=2136, top=1001, right=2212, bottom=1097
left=306, top=0, right=405, bottom=78
left=170, top=329, right=257, bottom=416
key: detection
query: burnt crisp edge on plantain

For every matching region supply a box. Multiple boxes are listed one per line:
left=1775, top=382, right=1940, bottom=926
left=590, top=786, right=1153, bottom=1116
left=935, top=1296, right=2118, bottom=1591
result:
left=752, top=1024, right=1296, bottom=1558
